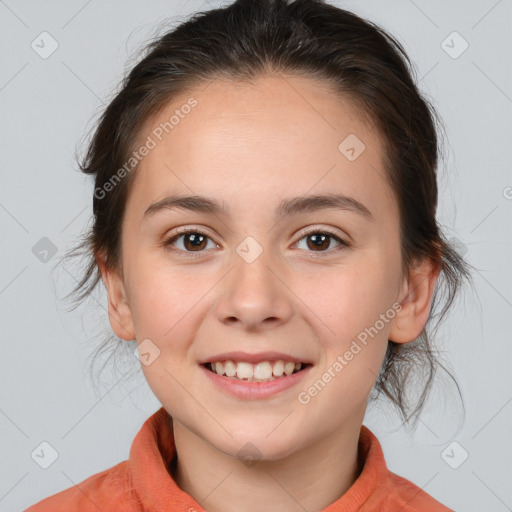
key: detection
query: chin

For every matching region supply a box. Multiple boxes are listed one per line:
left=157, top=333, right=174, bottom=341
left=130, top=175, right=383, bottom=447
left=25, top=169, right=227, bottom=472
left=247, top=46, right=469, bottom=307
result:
left=213, top=430, right=301, bottom=464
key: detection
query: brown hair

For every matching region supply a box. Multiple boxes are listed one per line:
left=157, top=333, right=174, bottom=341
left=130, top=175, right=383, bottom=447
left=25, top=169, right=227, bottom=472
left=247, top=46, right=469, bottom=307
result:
left=59, top=0, right=474, bottom=429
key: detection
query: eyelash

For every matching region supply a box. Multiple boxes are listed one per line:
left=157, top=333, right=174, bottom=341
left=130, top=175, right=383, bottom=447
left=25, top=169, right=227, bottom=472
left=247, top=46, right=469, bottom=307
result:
left=162, top=227, right=350, bottom=259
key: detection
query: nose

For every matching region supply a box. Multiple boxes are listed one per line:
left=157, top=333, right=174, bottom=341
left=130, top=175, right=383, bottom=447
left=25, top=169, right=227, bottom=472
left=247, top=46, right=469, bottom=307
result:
left=214, top=248, right=294, bottom=332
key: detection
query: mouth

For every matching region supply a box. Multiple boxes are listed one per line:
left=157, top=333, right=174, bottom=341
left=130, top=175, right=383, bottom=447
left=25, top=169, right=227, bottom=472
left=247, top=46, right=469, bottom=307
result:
left=202, top=360, right=313, bottom=383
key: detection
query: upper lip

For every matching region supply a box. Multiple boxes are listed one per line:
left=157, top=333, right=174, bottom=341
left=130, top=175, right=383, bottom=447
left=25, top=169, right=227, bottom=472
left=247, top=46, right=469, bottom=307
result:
left=199, top=351, right=312, bottom=365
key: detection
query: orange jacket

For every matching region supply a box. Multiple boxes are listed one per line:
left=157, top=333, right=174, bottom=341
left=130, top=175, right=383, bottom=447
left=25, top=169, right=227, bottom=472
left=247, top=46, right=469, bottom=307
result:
left=26, top=407, right=453, bottom=511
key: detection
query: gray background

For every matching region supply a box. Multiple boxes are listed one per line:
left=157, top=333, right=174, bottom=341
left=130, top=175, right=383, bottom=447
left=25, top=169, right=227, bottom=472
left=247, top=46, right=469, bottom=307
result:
left=1, top=0, right=511, bottom=510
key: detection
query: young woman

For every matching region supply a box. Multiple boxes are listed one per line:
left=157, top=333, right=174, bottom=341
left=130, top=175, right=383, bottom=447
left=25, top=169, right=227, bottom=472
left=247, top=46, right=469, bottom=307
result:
left=27, top=0, right=472, bottom=510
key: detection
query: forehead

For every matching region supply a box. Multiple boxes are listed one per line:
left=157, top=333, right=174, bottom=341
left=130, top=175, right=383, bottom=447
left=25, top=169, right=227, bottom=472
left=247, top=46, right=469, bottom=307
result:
left=127, top=74, right=397, bottom=224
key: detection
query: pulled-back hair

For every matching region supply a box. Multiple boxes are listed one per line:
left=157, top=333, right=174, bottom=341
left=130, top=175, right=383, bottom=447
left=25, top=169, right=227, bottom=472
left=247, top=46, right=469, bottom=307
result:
left=59, top=0, right=474, bottom=429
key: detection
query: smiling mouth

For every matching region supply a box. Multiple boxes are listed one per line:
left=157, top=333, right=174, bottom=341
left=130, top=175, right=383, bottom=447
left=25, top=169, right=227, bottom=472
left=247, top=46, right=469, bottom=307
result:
left=202, top=360, right=312, bottom=383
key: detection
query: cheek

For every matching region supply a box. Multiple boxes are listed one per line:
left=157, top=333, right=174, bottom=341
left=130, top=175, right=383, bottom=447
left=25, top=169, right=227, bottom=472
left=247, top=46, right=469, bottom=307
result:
left=126, top=258, right=226, bottom=372
left=125, top=253, right=200, bottom=341
left=294, top=263, right=395, bottom=420
left=302, top=258, right=398, bottom=340
left=129, top=262, right=205, bottom=409
left=297, top=250, right=400, bottom=392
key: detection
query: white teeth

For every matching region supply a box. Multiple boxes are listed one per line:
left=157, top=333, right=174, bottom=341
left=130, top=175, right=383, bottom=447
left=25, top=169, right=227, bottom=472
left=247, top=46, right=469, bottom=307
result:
left=236, top=362, right=253, bottom=380
left=284, top=362, right=295, bottom=375
left=273, top=360, right=284, bottom=377
left=224, top=360, right=237, bottom=377
left=208, top=359, right=306, bottom=381
left=254, top=361, right=272, bottom=380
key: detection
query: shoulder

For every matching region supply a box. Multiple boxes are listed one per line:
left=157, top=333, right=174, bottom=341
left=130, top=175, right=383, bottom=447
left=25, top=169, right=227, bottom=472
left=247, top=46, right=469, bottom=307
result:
left=356, top=425, right=455, bottom=511
left=383, top=470, right=455, bottom=512
left=25, top=461, right=139, bottom=512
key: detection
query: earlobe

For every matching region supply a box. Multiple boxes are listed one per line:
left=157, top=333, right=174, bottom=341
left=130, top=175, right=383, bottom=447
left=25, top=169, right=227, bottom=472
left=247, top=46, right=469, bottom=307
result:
left=388, top=258, right=441, bottom=344
left=96, top=252, right=136, bottom=341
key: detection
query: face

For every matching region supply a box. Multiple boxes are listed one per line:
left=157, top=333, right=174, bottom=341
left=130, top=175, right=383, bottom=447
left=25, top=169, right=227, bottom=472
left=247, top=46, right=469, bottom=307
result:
left=101, top=74, right=424, bottom=461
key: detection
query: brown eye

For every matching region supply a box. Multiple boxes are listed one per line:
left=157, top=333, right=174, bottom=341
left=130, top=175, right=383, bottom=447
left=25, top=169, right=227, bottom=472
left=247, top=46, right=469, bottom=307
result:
left=295, top=230, right=349, bottom=256
left=305, top=233, right=331, bottom=251
left=163, top=229, right=217, bottom=254
left=181, top=232, right=207, bottom=251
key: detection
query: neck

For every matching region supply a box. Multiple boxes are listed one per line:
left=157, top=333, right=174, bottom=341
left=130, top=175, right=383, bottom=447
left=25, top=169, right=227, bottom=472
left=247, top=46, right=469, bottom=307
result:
left=171, top=420, right=363, bottom=512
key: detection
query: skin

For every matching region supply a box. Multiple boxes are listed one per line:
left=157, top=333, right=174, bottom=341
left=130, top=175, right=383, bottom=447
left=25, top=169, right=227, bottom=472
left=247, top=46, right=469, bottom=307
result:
left=98, top=73, right=440, bottom=512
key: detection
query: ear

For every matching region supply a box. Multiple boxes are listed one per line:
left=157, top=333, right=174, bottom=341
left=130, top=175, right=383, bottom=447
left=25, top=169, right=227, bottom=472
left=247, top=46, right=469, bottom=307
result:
left=96, top=251, right=135, bottom=341
left=388, top=256, right=441, bottom=344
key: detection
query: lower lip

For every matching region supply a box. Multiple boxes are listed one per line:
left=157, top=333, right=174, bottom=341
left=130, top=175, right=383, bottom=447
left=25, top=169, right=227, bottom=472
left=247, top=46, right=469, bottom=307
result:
left=200, top=364, right=312, bottom=399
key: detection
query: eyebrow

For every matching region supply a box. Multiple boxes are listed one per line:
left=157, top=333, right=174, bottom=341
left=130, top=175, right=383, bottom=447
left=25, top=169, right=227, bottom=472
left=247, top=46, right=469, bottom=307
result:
left=143, top=193, right=373, bottom=222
